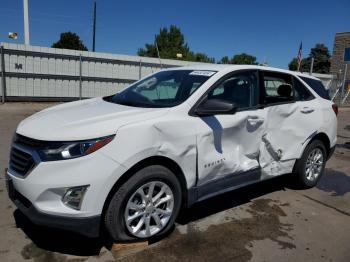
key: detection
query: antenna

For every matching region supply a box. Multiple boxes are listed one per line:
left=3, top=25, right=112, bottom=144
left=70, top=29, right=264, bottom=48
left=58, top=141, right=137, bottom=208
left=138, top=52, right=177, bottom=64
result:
left=263, top=56, right=267, bottom=65
left=154, top=35, right=162, bottom=68
left=92, top=0, right=96, bottom=52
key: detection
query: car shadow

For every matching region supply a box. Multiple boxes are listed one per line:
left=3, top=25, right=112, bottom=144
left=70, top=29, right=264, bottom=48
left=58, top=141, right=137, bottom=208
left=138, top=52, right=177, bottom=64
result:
left=13, top=210, right=111, bottom=256
left=14, top=175, right=292, bottom=256
left=336, top=142, right=350, bottom=150
left=201, top=116, right=223, bottom=153
left=316, top=168, right=350, bottom=196
left=177, top=175, right=290, bottom=224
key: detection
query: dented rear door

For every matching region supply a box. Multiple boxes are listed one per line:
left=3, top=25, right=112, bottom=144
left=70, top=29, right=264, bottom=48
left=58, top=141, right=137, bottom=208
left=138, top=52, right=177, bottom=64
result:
left=258, top=71, right=323, bottom=178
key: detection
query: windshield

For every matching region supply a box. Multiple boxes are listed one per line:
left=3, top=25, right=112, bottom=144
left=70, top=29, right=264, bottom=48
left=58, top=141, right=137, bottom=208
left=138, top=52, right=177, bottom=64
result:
left=104, top=70, right=216, bottom=108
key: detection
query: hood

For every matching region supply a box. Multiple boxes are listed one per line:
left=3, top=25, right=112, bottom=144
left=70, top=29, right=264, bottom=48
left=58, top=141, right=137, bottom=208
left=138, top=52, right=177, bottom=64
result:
left=16, top=98, right=169, bottom=141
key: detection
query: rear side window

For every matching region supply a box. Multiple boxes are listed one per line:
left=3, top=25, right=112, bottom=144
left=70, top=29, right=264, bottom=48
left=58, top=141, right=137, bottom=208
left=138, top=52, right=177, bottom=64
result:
left=300, top=77, right=330, bottom=100
left=293, top=77, right=314, bottom=101
left=261, top=71, right=293, bottom=105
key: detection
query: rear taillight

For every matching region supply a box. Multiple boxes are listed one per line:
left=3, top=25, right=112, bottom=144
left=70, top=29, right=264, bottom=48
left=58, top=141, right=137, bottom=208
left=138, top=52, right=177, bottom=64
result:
left=332, top=104, right=338, bottom=116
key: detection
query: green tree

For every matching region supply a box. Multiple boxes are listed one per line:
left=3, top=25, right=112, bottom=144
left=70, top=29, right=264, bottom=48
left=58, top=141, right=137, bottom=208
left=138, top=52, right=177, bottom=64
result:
left=231, top=53, right=258, bottom=65
left=308, top=44, right=331, bottom=73
left=138, top=25, right=189, bottom=59
left=187, top=52, right=215, bottom=63
left=218, top=53, right=258, bottom=65
left=288, top=43, right=330, bottom=73
left=138, top=25, right=214, bottom=63
left=288, top=58, right=309, bottom=71
left=218, top=56, right=230, bottom=64
left=52, top=32, right=88, bottom=51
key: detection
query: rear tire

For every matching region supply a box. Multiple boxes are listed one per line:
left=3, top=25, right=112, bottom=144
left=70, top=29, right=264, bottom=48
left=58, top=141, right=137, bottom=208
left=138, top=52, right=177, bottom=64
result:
left=293, top=140, right=326, bottom=188
left=104, top=165, right=182, bottom=242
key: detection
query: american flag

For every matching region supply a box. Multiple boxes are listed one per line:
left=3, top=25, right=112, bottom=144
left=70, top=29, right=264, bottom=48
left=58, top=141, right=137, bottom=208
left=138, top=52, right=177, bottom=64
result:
left=297, top=42, right=302, bottom=71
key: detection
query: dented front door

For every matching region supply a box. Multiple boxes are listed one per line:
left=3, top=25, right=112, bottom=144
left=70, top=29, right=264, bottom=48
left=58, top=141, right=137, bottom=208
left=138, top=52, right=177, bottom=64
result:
left=196, top=110, right=266, bottom=186
left=195, top=70, right=266, bottom=186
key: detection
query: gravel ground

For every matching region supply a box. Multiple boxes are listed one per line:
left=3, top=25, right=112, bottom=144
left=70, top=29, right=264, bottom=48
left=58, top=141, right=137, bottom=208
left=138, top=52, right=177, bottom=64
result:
left=0, top=102, right=349, bottom=262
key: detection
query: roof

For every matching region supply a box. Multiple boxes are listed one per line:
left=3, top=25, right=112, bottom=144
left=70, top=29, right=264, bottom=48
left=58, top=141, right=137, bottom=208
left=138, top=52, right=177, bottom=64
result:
left=170, top=64, right=321, bottom=80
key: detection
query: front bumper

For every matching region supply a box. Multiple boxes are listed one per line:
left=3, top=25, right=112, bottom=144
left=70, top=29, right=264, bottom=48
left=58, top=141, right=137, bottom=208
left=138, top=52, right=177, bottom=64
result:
left=6, top=141, right=128, bottom=236
left=5, top=174, right=101, bottom=237
left=7, top=149, right=127, bottom=217
left=6, top=173, right=101, bottom=237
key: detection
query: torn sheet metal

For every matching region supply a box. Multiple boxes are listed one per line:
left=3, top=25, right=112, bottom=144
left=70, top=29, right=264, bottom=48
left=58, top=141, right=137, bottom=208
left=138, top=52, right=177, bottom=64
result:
left=259, top=135, right=295, bottom=179
left=259, top=101, right=324, bottom=178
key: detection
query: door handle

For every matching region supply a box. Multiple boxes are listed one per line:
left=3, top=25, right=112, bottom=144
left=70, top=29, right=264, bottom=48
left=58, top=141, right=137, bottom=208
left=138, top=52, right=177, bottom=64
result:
left=247, top=117, right=264, bottom=124
left=300, top=107, right=314, bottom=114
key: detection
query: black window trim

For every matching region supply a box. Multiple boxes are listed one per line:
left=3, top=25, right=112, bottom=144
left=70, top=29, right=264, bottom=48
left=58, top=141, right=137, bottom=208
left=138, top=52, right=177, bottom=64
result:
left=189, top=69, right=262, bottom=117
left=189, top=69, right=318, bottom=117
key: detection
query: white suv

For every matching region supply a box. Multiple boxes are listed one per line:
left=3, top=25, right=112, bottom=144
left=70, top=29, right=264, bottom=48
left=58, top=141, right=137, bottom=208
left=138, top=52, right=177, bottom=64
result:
left=6, top=65, right=337, bottom=241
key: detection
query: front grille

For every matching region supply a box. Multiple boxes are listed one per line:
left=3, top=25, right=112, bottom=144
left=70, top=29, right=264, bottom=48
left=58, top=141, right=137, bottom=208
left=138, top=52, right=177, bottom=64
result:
left=13, top=133, right=46, bottom=148
left=9, top=147, right=35, bottom=176
left=9, top=133, right=45, bottom=176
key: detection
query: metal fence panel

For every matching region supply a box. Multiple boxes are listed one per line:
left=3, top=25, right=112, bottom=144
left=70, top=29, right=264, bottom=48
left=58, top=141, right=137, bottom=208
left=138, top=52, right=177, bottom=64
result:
left=0, top=42, right=200, bottom=101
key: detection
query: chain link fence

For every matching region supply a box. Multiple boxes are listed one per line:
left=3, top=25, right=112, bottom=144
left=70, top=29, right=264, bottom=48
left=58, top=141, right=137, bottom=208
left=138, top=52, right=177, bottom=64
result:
left=327, top=71, right=350, bottom=106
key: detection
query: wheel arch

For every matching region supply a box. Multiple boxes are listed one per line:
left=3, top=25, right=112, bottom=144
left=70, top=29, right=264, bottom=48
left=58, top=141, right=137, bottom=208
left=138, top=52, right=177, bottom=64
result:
left=101, top=156, right=189, bottom=218
left=302, top=132, right=331, bottom=159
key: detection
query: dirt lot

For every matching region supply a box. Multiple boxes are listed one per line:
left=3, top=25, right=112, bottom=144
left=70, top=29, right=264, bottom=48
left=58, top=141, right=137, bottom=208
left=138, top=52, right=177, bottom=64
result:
left=0, top=102, right=350, bottom=262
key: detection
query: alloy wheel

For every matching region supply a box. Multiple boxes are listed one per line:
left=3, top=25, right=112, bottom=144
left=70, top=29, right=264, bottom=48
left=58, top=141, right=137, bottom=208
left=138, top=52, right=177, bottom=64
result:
left=124, top=181, right=174, bottom=238
left=305, top=148, right=324, bottom=181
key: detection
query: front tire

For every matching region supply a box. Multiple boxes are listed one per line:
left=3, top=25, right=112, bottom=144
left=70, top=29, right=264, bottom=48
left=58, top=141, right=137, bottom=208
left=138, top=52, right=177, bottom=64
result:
left=293, top=140, right=326, bottom=188
left=104, top=165, right=182, bottom=241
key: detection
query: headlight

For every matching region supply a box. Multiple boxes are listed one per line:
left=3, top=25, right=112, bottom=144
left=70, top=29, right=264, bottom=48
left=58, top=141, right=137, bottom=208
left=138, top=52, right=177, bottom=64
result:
left=38, top=135, right=115, bottom=161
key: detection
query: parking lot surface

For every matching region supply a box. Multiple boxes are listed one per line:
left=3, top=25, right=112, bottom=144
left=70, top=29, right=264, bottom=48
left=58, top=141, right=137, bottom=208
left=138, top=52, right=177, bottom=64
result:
left=0, top=102, right=350, bottom=262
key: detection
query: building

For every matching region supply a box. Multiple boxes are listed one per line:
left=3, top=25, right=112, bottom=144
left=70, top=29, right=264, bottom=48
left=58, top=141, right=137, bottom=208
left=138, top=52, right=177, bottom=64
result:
left=330, top=32, right=350, bottom=82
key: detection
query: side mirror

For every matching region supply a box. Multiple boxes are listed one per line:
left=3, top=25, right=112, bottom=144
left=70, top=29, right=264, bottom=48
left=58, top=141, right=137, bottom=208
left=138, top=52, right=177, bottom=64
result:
left=195, top=99, right=237, bottom=116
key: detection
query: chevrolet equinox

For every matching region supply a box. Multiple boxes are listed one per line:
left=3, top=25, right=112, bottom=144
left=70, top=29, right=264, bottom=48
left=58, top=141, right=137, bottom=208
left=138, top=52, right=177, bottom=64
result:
left=6, top=65, right=337, bottom=241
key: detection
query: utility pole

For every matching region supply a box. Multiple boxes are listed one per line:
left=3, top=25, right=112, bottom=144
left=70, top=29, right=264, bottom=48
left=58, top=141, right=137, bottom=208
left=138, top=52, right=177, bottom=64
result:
left=23, top=0, right=30, bottom=45
left=1, top=46, right=6, bottom=103
left=92, top=0, right=96, bottom=52
left=155, top=35, right=162, bottom=68
left=309, top=57, right=314, bottom=75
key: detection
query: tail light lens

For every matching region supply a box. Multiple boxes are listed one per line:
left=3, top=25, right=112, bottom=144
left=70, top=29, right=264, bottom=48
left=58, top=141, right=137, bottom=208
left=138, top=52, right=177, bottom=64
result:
left=332, top=104, right=338, bottom=116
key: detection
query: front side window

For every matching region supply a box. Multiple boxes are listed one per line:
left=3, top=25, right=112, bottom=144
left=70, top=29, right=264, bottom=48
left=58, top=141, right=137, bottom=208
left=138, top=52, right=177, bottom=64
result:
left=262, top=72, right=293, bottom=105
left=105, top=70, right=216, bottom=108
left=207, top=71, right=258, bottom=109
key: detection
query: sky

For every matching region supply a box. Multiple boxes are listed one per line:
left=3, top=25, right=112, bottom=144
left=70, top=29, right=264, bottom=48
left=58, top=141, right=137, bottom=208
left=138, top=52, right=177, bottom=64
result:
left=0, top=0, right=349, bottom=68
